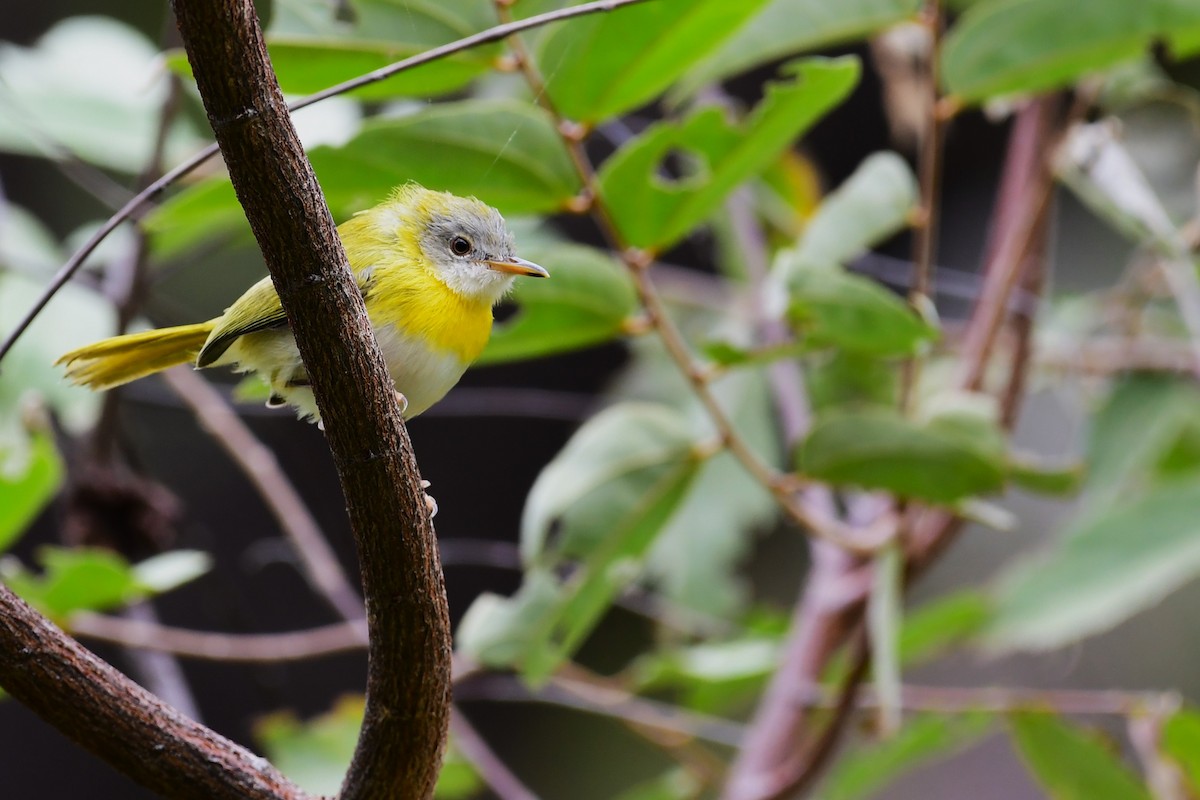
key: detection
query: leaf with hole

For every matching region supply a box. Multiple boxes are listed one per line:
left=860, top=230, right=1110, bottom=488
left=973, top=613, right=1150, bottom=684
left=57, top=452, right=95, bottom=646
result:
left=598, top=57, right=859, bottom=250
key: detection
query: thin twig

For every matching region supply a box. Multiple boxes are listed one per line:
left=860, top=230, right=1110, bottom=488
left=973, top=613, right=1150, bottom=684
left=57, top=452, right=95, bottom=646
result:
left=900, top=0, right=945, bottom=412
left=163, top=367, right=367, bottom=628
left=495, top=4, right=860, bottom=550
left=0, top=0, right=655, bottom=367
left=69, top=612, right=368, bottom=662
left=449, top=708, right=541, bottom=800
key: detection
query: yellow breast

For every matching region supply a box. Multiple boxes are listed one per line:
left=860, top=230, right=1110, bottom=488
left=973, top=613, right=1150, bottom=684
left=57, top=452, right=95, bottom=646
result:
left=341, top=215, right=494, bottom=364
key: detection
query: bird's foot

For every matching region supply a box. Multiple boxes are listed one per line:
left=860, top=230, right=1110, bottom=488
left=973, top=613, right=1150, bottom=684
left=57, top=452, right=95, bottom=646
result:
left=421, top=479, right=438, bottom=519
left=395, top=390, right=409, bottom=416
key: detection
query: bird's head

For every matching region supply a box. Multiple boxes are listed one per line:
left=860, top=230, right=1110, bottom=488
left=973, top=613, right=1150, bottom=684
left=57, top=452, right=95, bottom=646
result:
left=383, top=184, right=548, bottom=304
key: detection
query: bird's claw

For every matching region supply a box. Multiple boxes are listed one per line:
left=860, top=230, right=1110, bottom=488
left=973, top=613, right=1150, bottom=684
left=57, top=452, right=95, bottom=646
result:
left=395, top=390, right=409, bottom=415
left=421, top=479, right=437, bottom=519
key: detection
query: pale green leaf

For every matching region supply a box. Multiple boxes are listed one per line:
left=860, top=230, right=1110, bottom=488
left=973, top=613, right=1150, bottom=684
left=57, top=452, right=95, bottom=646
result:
left=0, top=434, right=63, bottom=554
left=798, top=406, right=1006, bottom=503
left=255, top=696, right=364, bottom=796
left=598, top=57, right=859, bottom=250
left=818, top=714, right=992, bottom=800
left=678, top=0, right=920, bottom=98
left=1009, top=713, right=1151, bottom=800
left=0, top=17, right=203, bottom=171
left=869, top=543, right=904, bottom=737
left=3, top=548, right=139, bottom=620
left=479, top=242, right=637, bottom=365
left=942, top=0, right=1200, bottom=103
left=987, top=479, right=1200, bottom=651
left=537, top=0, right=770, bottom=123
left=132, top=551, right=213, bottom=594
left=899, top=591, right=991, bottom=666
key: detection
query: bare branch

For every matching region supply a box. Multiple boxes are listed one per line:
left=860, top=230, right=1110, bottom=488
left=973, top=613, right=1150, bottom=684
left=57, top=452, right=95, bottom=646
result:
left=0, top=584, right=309, bottom=799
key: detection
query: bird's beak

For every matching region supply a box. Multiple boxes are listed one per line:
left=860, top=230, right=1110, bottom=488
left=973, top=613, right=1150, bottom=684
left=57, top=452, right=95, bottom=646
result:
left=485, top=256, right=549, bottom=278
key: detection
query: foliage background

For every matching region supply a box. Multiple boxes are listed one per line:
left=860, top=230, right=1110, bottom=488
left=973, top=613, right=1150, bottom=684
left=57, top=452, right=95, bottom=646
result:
left=3, top=0, right=1200, bottom=798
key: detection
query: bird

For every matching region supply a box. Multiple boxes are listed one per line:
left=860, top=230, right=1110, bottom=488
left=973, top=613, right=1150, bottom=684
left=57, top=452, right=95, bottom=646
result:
left=57, top=183, right=549, bottom=423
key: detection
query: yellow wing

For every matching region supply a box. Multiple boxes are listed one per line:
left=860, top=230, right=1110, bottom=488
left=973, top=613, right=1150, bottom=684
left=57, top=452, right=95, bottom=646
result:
left=196, top=275, right=288, bottom=367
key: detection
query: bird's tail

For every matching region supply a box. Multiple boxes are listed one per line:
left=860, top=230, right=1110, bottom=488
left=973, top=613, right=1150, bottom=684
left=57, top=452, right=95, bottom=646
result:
left=56, top=322, right=216, bottom=390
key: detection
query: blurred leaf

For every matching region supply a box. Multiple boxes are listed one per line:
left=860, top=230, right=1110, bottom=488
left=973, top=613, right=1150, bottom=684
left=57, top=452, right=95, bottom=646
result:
left=148, top=101, right=581, bottom=253
left=598, top=57, right=859, bottom=250
left=817, top=713, right=992, bottom=800
left=784, top=265, right=936, bottom=356
left=0, top=17, right=203, bottom=171
left=1007, top=453, right=1085, bottom=496
left=1009, top=713, right=1151, bottom=800
left=1084, top=375, right=1200, bottom=507
left=0, top=272, right=112, bottom=469
left=614, top=768, right=703, bottom=800
left=169, top=0, right=499, bottom=99
left=645, top=370, right=780, bottom=615
left=456, top=568, right=562, bottom=670
left=869, top=543, right=903, bottom=737
left=798, top=405, right=1006, bottom=504
left=777, top=152, right=919, bottom=275
left=899, top=591, right=991, bottom=666
left=942, top=0, right=1200, bottom=103
left=521, top=403, right=699, bottom=561
left=537, top=0, right=769, bottom=123
left=678, top=0, right=921, bottom=97
left=479, top=242, right=637, bottom=365
left=131, top=551, right=213, bottom=594
left=0, top=433, right=63, bottom=554
left=1162, top=709, right=1200, bottom=792
left=256, top=695, right=364, bottom=796
left=987, top=479, right=1200, bottom=651
left=807, top=351, right=899, bottom=412
left=632, top=635, right=779, bottom=713
left=0, top=203, right=62, bottom=276
left=2, top=547, right=206, bottom=621
left=468, top=404, right=707, bottom=681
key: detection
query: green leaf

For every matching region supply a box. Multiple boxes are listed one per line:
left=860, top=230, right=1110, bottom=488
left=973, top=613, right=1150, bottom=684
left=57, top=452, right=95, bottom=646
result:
left=987, top=479, right=1200, bottom=652
left=131, top=551, right=213, bottom=594
left=899, top=591, right=991, bottom=667
left=0, top=433, right=63, bottom=554
left=678, top=0, right=921, bottom=97
left=1162, top=709, right=1200, bottom=792
left=148, top=100, right=582, bottom=253
left=1007, top=453, right=1085, bottom=496
left=869, top=543, right=904, bottom=737
left=0, top=17, right=204, bottom=171
left=256, top=695, right=364, bottom=796
left=467, top=404, right=707, bottom=681
left=784, top=265, right=936, bottom=356
left=806, top=351, right=899, bottom=412
left=0, top=203, right=62, bottom=276
left=942, top=0, right=1200, bottom=104
left=817, top=714, right=992, bottom=800
left=0, top=272, right=112, bottom=468
left=521, top=403, right=700, bottom=561
left=1084, top=375, right=1200, bottom=507
left=644, top=370, right=780, bottom=615
left=797, top=405, right=1006, bottom=504
left=478, top=242, right=637, bottom=365
left=1009, top=713, right=1151, bottom=800
left=537, top=0, right=770, bottom=123
left=3, top=547, right=210, bottom=621
left=776, top=152, right=919, bottom=274
left=598, top=57, right=859, bottom=251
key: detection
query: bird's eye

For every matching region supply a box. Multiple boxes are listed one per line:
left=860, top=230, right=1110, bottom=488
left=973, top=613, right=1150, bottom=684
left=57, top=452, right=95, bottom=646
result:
left=450, top=236, right=472, bottom=256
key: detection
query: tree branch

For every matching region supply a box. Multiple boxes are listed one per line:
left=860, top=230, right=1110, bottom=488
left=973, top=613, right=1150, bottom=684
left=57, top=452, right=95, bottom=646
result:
left=170, top=1, right=450, bottom=797
left=0, top=584, right=309, bottom=799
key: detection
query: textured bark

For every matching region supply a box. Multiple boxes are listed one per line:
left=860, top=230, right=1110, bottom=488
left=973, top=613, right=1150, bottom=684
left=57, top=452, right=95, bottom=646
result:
left=0, top=583, right=309, bottom=799
left=170, top=2, right=452, bottom=798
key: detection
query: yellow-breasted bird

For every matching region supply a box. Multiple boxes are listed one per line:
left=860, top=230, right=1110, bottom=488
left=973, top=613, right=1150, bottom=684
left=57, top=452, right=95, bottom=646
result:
left=57, top=184, right=548, bottom=421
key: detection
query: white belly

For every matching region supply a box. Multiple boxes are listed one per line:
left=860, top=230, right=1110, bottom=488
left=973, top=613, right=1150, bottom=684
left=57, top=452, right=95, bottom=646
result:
left=220, top=324, right=468, bottom=422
